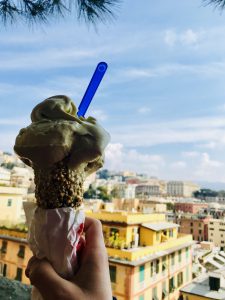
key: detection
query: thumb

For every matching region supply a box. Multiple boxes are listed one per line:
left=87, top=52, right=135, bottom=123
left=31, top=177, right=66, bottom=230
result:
left=25, top=257, right=66, bottom=300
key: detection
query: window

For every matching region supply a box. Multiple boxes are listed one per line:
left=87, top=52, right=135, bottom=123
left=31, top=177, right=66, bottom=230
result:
left=139, top=265, right=145, bottom=282
left=110, top=228, right=119, bottom=236
left=169, top=277, right=175, bottom=293
left=109, top=265, right=116, bottom=283
left=190, top=229, right=193, bottom=234
left=1, top=241, right=7, bottom=254
left=199, top=230, right=202, bottom=234
left=171, top=253, right=175, bottom=266
left=186, top=267, right=189, bottom=281
left=169, top=230, right=173, bottom=237
left=150, top=261, right=154, bottom=276
left=178, top=250, right=182, bottom=262
left=190, top=222, right=193, bottom=227
left=15, top=267, right=23, bottom=281
left=17, top=245, right=25, bottom=258
left=162, top=256, right=167, bottom=272
left=156, top=232, right=160, bottom=241
left=7, top=199, right=12, bottom=206
left=152, top=286, right=158, bottom=300
left=3, top=264, right=7, bottom=277
left=186, top=247, right=189, bottom=260
left=156, top=259, right=160, bottom=273
left=177, top=272, right=183, bottom=287
left=162, top=281, right=167, bottom=299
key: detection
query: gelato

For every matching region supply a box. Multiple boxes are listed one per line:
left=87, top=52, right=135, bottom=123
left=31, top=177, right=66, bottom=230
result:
left=14, top=95, right=110, bottom=299
left=14, top=95, right=110, bottom=208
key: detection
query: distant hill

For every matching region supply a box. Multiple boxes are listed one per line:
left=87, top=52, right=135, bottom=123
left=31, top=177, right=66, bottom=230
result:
left=196, top=181, right=225, bottom=191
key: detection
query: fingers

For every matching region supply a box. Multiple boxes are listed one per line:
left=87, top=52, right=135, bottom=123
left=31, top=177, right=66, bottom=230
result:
left=25, top=257, right=68, bottom=300
left=84, top=217, right=105, bottom=250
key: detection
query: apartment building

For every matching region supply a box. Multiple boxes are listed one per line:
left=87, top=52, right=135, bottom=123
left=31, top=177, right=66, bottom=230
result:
left=176, top=215, right=210, bottom=242
left=175, top=202, right=208, bottom=214
left=0, top=229, right=32, bottom=284
left=208, top=219, right=225, bottom=249
left=167, top=181, right=200, bottom=197
left=86, top=210, right=194, bottom=300
left=135, top=184, right=161, bottom=198
left=0, top=186, right=28, bottom=226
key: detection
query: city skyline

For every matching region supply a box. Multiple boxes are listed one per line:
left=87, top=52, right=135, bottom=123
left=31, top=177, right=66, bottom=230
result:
left=1, top=1, right=225, bottom=183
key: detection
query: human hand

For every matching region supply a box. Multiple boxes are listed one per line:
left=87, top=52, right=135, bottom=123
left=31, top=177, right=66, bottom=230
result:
left=25, top=217, right=112, bottom=300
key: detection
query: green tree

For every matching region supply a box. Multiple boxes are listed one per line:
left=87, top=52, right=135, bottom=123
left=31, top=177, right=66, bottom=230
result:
left=97, top=186, right=112, bottom=201
left=193, top=188, right=218, bottom=199
left=166, top=202, right=174, bottom=211
left=204, top=0, right=225, bottom=9
left=83, top=184, right=96, bottom=199
left=0, top=0, right=119, bottom=25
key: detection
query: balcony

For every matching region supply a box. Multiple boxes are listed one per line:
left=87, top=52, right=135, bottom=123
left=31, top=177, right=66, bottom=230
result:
left=107, top=233, right=193, bottom=262
left=86, top=210, right=166, bottom=225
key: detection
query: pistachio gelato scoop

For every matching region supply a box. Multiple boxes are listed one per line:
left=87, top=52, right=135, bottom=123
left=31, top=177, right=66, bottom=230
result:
left=14, top=95, right=110, bottom=208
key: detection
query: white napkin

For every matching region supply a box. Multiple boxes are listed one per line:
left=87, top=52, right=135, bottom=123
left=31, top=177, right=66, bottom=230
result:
left=23, top=202, right=85, bottom=300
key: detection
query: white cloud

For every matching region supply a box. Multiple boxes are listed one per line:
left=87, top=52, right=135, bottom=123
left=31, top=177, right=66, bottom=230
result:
left=164, top=28, right=199, bottom=47
left=110, top=116, right=225, bottom=148
left=180, top=29, right=198, bottom=45
left=182, top=151, right=200, bottom=157
left=88, top=109, right=108, bottom=121
left=138, top=107, right=151, bottom=114
left=105, top=143, right=164, bottom=175
left=164, top=30, right=177, bottom=47
left=170, top=161, right=187, bottom=168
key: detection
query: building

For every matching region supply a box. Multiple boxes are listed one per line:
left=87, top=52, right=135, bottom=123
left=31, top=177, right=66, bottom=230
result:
left=180, top=268, right=225, bottom=300
left=176, top=215, right=210, bottom=242
left=175, top=202, right=208, bottom=214
left=0, top=167, right=11, bottom=186
left=0, top=228, right=32, bottom=285
left=0, top=186, right=28, bottom=226
left=135, top=184, right=161, bottom=198
left=10, top=167, right=33, bottom=188
left=86, top=210, right=194, bottom=300
left=167, top=181, right=200, bottom=198
left=208, top=219, right=225, bottom=249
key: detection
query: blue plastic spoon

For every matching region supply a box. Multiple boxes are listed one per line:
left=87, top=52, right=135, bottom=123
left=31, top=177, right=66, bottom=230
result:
left=77, top=62, right=108, bottom=117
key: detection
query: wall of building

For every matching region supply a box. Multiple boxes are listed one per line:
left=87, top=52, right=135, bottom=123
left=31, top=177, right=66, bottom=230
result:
left=0, top=236, right=32, bottom=285
left=0, top=186, right=28, bottom=226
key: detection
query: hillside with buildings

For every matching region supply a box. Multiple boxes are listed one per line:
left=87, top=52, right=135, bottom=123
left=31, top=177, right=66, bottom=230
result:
left=2, top=151, right=225, bottom=299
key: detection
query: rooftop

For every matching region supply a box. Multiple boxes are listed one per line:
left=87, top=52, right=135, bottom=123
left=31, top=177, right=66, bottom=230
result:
left=141, top=222, right=179, bottom=231
left=181, top=271, right=225, bottom=300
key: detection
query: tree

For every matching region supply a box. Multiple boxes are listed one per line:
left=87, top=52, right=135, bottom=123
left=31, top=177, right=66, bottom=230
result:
left=204, top=0, right=225, bottom=9
left=0, top=0, right=119, bottom=25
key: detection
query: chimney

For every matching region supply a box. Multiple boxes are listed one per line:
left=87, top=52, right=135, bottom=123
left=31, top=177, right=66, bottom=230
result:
left=209, top=276, right=220, bottom=291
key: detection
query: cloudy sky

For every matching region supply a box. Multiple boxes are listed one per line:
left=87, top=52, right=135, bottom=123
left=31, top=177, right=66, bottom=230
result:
left=1, top=0, right=225, bottom=185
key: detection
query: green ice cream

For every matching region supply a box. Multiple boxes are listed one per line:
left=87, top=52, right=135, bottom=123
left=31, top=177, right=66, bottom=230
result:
left=14, top=95, right=110, bottom=208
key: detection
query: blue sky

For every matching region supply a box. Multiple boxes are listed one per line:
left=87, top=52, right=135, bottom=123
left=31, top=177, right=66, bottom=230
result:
left=1, top=0, right=225, bottom=184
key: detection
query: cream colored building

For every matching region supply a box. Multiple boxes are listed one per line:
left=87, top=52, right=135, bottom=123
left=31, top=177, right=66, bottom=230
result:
left=0, top=229, right=32, bottom=284
left=86, top=210, right=194, bottom=300
left=0, top=186, right=28, bottom=226
left=167, top=181, right=200, bottom=197
left=10, top=167, right=33, bottom=188
left=0, top=167, right=11, bottom=186
left=208, top=219, right=225, bottom=249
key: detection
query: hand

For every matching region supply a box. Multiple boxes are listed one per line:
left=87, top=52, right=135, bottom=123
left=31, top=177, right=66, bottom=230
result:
left=25, top=217, right=112, bottom=300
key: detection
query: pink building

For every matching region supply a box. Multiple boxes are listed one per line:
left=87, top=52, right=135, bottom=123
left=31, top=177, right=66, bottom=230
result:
left=177, top=216, right=210, bottom=242
left=175, top=202, right=208, bottom=214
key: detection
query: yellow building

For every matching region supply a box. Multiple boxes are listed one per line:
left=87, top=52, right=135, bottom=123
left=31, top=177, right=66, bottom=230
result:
left=0, top=186, right=28, bottom=226
left=0, top=228, right=32, bottom=284
left=86, top=210, right=194, bottom=300
left=180, top=268, right=225, bottom=300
